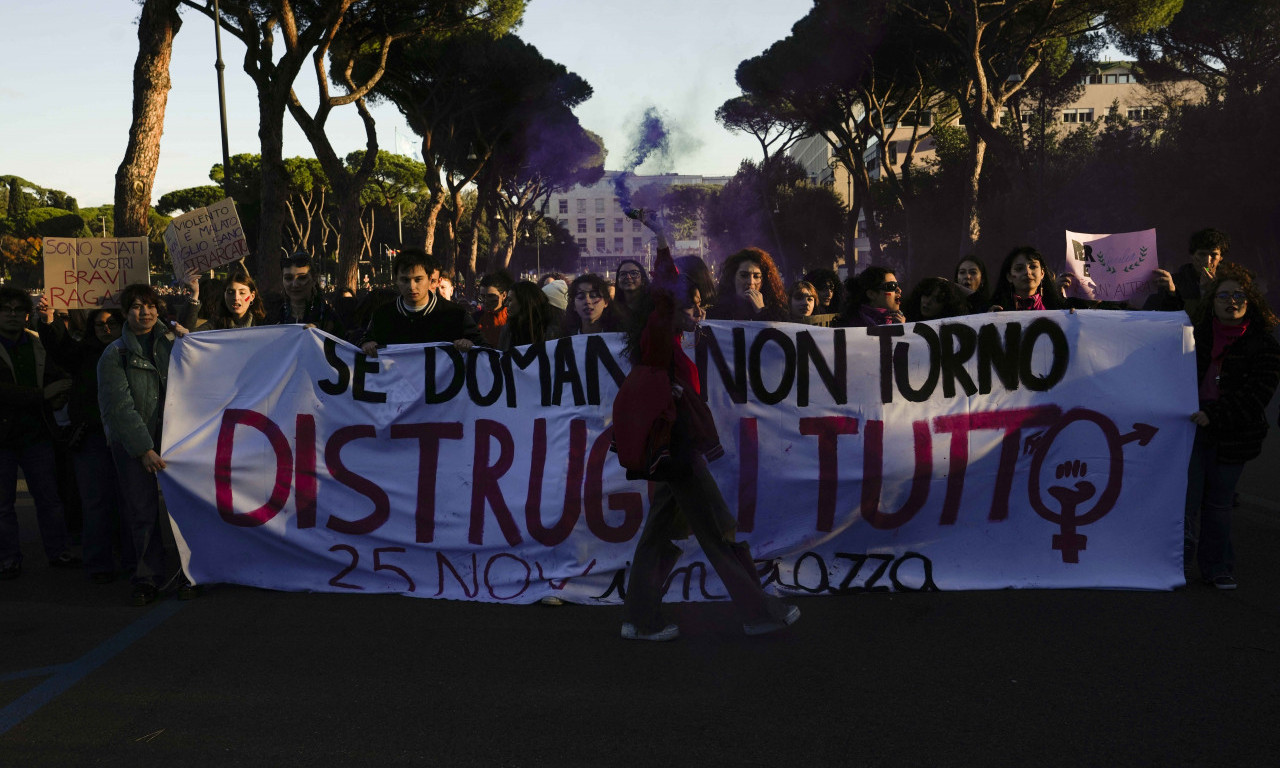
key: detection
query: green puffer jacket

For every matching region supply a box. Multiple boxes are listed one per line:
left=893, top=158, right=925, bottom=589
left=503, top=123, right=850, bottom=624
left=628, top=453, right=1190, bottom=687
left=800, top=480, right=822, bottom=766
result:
left=97, top=326, right=173, bottom=459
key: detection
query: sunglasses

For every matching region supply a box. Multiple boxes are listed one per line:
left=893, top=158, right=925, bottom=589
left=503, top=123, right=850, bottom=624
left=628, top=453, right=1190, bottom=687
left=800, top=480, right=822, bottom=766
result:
left=93, top=319, right=121, bottom=328
left=879, top=282, right=901, bottom=293
left=1215, top=291, right=1247, bottom=303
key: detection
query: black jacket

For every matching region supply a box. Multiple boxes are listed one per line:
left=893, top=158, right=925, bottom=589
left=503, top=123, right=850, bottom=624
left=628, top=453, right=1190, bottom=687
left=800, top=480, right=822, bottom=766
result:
left=364, top=295, right=483, bottom=347
left=1194, top=318, right=1280, bottom=463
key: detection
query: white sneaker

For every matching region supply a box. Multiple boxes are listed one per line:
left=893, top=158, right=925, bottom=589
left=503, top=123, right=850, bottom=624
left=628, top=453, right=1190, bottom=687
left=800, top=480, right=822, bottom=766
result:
left=743, top=604, right=801, bottom=636
left=621, top=622, right=680, bottom=641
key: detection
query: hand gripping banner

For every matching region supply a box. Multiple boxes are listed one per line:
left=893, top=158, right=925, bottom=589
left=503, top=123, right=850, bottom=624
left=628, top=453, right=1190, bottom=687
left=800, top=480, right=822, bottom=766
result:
left=160, top=311, right=1196, bottom=602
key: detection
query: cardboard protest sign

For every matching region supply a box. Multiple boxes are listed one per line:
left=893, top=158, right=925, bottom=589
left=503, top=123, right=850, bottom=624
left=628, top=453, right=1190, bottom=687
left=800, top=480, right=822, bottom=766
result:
left=42, top=237, right=150, bottom=309
left=1063, top=229, right=1158, bottom=304
left=163, top=198, right=249, bottom=277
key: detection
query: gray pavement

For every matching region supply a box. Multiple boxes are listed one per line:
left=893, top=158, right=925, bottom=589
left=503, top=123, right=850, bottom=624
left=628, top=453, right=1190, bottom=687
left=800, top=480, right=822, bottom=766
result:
left=3, top=424, right=1280, bottom=768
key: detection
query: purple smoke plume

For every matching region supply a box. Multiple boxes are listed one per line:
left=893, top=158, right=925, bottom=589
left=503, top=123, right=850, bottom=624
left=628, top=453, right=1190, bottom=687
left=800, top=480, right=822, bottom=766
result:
left=614, top=107, right=671, bottom=215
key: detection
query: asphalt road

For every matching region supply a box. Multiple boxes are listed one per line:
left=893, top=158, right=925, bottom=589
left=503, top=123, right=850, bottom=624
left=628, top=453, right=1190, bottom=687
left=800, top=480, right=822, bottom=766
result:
left=4, top=421, right=1279, bottom=768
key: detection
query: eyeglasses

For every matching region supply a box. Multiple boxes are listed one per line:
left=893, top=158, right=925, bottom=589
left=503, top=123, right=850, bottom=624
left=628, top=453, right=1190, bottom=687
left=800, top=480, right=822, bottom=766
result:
left=0, top=306, right=29, bottom=315
left=879, top=282, right=901, bottom=293
left=1215, top=291, right=1247, bottom=303
left=617, top=269, right=642, bottom=279
left=575, top=290, right=603, bottom=301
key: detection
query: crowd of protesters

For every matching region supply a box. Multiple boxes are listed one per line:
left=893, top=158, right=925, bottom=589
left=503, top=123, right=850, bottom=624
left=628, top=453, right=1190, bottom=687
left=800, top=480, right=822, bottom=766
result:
left=1, top=226, right=1276, bottom=633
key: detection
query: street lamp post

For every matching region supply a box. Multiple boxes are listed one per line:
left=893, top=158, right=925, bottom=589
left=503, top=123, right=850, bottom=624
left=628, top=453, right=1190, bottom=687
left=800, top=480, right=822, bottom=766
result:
left=212, top=0, right=232, bottom=193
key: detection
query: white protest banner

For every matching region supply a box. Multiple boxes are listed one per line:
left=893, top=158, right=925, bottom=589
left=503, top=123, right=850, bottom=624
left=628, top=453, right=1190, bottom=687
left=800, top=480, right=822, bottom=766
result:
left=42, top=237, right=149, bottom=309
left=1064, top=229, right=1159, bottom=304
left=160, top=313, right=1196, bottom=603
left=163, top=197, right=249, bottom=277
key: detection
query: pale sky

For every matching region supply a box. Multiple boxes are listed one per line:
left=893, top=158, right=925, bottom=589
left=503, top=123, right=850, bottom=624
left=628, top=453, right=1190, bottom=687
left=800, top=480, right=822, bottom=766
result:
left=1, top=0, right=813, bottom=209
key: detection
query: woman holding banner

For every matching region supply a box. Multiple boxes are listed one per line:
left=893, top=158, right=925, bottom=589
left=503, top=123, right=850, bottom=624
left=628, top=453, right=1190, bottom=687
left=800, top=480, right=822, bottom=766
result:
left=613, top=213, right=799, bottom=641
left=1185, top=264, right=1280, bottom=590
left=989, top=247, right=1068, bottom=312
left=97, top=284, right=197, bottom=605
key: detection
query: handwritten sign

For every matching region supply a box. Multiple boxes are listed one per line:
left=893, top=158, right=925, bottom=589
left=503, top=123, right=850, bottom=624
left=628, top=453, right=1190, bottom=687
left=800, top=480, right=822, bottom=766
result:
left=1063, top=229, right=1159, bottom=304
left=42, top=237, right=150, bottom=309
left=163, top=198, right=249, bottom=277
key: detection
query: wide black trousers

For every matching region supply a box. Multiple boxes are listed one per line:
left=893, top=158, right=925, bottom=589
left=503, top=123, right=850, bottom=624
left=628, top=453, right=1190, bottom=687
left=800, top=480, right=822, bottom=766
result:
left=624, top=460, right=790, bottom=632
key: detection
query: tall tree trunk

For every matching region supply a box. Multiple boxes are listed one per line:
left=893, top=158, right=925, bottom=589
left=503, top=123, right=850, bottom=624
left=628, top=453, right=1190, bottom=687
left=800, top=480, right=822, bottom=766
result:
left=962, top=133, right=986, bottom=253
left=114, top=0, right=182, bottom=240
left=256, top=85, right=291, bottom=291
left=421, top=193, right=445, bottom=254
left=334, top=184, right=364, bottom=291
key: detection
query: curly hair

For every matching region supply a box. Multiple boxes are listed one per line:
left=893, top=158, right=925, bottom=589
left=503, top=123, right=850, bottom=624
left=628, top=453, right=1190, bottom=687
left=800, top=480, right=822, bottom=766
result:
left=1193, top=262, right=1279, bottom=330
left=716, top=248, right=787, bottom=316
left=1189, top=228, right=1229, bottom=256
left=904, top=277, right=970, bottom=321
left=839, top=265, right=898, bottom=324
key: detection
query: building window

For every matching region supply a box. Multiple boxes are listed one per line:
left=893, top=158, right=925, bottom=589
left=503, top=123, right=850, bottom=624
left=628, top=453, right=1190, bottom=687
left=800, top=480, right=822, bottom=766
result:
left=595, top=237, right=606, bottom=252
left=632, top=220, right=641, bottom=232
left=1062, top=109, right=1094, bottom=123
left=632, top=237, right=643, bottom=253
left=576, top=238, right=587, bottom=250
left=576, top=198, right=586, bottom=213
left=595, top=218, right=606, bottom=233
left=577, top=219, right=587, bottom=233
left=557, top=218, right=568, bottom=229
left=595, top=198, right=605, bottom=213
left=558, top=199, right=568, bottom=214
left=613, top=237, right=624, bottom=252
left=1127, top=107, right=1153, bottom=121
left=614, top=217, right=624, bottom=232
left=901, top=111, right=932, bottom=127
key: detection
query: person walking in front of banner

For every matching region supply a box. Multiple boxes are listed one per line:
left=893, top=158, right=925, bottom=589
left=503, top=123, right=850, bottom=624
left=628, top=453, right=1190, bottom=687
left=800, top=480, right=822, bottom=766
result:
left=613, top=212, right=799, bottom=641
left=708, top=248, right=790, bottom=322
left=98, top=284, right=196, bottom=605
left=1185, top=264, right=1280, bottom=590
left=361, top=249, right=481, bottom=354
left=37, top=298, right=136, bottom=584
left=0, top=287, right=79, bottom=580
left=1145, top=228, right=1228, bottom=317
left=266, top=251, right=347, bottom=338
left=837, top=266, right=906, bottom=327
left=989, top=246, right=1068, bottom=312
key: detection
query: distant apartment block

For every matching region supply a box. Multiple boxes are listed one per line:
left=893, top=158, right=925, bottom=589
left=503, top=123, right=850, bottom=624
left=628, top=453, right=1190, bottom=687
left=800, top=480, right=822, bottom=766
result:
left=548, top=171, right=729, bottom=276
